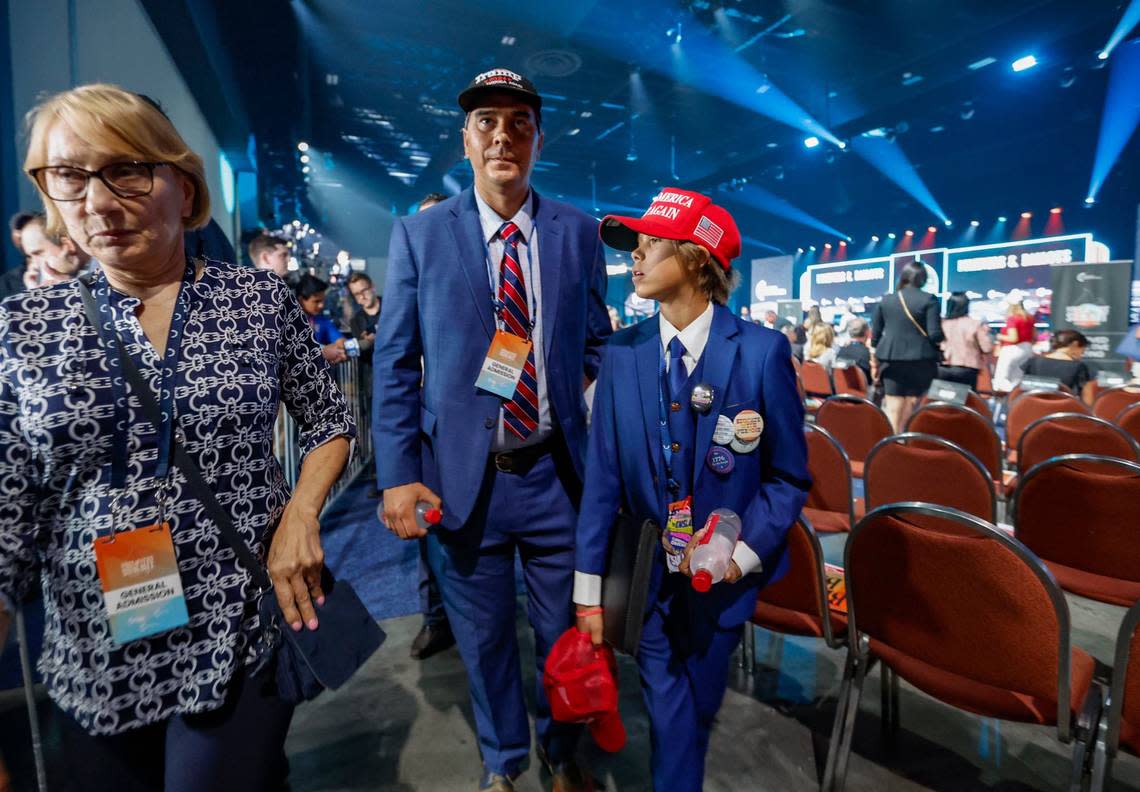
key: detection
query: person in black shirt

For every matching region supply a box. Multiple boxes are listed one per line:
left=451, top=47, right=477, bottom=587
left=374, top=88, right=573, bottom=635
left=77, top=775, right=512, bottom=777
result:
left=347, top=271, right=382, bottom=353
left=836, top=317, right=873, bottom=383
left=1023, top=329, right=1095, bottom=405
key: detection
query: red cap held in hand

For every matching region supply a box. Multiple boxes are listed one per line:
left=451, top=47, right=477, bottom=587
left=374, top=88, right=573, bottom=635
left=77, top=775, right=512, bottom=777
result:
left=543, top=627, right=627, bottom=752
left=600, top=187, right=741, bottom=270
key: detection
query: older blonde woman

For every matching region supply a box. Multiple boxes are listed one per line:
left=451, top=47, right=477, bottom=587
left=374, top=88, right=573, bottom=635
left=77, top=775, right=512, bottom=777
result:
left=0, top=84, right=354, bottom=789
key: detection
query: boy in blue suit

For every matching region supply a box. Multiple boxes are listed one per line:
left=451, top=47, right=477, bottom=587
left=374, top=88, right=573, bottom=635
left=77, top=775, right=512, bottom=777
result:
left=573, top=189, right=810, bottom=792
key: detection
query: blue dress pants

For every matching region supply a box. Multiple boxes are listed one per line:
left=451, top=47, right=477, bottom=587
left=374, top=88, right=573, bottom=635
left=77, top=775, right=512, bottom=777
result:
left=425, top=447, right=582, bottom=777
left=636, top=573, right=744, bottom=792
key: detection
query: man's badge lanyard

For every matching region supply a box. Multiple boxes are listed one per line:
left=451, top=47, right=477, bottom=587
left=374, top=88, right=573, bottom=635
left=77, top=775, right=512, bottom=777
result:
left=474, top=222, right=540, bottom=400
left=659, top=348, right=693, bottom=572
left=88, top=263, right=195, bottom=645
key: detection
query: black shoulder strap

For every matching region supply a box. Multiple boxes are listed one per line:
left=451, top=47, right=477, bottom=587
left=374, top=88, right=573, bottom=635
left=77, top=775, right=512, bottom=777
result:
left=77, top=281, right=272, bottom=591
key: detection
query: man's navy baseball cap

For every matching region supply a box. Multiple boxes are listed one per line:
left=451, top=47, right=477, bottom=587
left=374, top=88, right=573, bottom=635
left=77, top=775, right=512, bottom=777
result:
left=458, top=68, right=543, bottom=115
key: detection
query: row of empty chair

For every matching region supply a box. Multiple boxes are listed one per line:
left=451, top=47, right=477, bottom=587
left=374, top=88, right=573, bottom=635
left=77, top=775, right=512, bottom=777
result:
left=755, top=492, right=1140, bottom=791
left=765, top=373, right=1140, bottom=788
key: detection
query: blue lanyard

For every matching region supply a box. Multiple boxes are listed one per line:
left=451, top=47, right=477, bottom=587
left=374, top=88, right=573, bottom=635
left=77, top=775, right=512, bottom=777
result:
left=93, top=263, right=194, bottom=491
left=658, top=348, right=680, bottom=494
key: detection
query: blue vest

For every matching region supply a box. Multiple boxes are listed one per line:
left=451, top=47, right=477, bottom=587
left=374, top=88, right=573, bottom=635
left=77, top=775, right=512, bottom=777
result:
left=662, top=354, right=706, bottom=504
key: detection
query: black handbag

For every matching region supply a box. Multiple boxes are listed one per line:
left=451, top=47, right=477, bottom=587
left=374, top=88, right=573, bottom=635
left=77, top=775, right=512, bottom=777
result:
left=78, top=280, right=384, bottom=703
left=601, top=514, right=659, bottom=656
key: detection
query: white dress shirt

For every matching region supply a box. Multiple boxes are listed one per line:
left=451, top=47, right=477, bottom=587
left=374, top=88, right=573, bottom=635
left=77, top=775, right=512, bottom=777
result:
left=474, top=189, right=552, bottom=451
left=573, top=302, right=762, bottom=606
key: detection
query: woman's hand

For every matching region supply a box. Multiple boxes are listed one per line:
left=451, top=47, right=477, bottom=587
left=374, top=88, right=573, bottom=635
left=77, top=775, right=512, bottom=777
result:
left=576, top=604, right=605, bottom=646
left=678, top=527, right=743, bottom=584
left=267, top=500, right=326, bottom=632
left=322, top=338, right=348, bottom=364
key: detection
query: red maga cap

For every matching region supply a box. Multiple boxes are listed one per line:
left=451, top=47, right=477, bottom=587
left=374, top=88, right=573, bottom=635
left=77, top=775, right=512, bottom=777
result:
left=600, top=188, right=741, bottom=270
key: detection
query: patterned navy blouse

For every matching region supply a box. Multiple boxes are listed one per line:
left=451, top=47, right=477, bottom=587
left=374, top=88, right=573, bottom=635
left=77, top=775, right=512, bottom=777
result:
left=0, top=260, right=355, bottom=735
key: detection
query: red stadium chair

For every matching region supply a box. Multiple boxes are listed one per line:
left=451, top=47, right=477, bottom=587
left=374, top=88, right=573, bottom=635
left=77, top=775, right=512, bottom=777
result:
left=1017, top=413, right=1140, bottom=474
left=864, top=433, right=996, bottom=522
left=833, top=364, right=869, bottom=398
left=920, top=390, right=993, bottom=421
left=752, top=514, right=846, bottom=649
left=1118, top=402, right=1140, bottom=444
left=1091, top=599, right=1140, bottom=791
left=815, top=395, right=892, bottom=479
left=1094, top=385, right=1140, bottom=423
left=801, top=360, right=834, bottom=400
left=905, top=402, right=1004, bottom=489
left=822, top=503, right=1099, bottom=792
left=1006, top=390, right=1089, bottom=463
left=803, top=424, right=861, bottom=534
left=1012, top=454, right=1140, bottom=607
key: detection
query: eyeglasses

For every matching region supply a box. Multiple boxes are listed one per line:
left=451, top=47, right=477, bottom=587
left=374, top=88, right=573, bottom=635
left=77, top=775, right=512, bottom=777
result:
left=28, top=161, right=171, bottom=201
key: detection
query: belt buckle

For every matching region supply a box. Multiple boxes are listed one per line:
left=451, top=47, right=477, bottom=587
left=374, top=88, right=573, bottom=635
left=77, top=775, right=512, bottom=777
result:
left=494, top=452, right=514, bottom=474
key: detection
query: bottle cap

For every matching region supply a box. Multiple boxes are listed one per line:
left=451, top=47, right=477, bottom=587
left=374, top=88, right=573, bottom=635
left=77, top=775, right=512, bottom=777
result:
left=423, top=507, right=442, bottom=525
left=691, top=570, right=713, bottom=592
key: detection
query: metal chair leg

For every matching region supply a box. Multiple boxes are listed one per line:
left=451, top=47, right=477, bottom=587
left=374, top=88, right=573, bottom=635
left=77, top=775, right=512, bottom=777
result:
left=740, top=622, right=756, bottom=671
left=834, top=639, right=871, bottom=791
left=821, top=648, right=857, bottom=791
left=17, top=607, right=48, bottom=792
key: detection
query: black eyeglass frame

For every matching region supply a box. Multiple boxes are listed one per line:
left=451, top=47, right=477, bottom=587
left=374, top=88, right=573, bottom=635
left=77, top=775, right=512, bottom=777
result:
left=27, top=161, right=173, bottom=201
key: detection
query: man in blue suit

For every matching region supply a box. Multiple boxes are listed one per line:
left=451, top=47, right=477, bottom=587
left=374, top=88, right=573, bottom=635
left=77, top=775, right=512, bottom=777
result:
left=573, top=189, right=810, bottom=791
left=373, top=68, right=610, bottom=792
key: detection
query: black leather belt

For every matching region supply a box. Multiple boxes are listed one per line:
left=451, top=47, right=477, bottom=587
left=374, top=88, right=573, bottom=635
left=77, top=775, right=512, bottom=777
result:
left=491, top=437, right=557, bottom=475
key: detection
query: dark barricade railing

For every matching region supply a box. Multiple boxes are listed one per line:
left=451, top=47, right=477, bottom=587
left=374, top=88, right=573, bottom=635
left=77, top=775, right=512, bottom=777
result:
left=273, top=357, right=372, bottom=504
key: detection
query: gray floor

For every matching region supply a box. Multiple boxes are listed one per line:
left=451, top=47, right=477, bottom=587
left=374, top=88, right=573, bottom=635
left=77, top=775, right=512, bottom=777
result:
left=283, top=564, right=1140, bottom=791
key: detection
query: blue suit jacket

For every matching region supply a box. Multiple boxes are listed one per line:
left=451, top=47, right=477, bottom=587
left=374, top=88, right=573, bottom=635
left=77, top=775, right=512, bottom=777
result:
left=373, top=187, right=611, bottom=526
left=576, top=305, right=810, bottom=629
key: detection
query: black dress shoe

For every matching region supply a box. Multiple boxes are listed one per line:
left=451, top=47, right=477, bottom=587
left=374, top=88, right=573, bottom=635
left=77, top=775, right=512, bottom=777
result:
left=410, top=622, right=456, bottom=659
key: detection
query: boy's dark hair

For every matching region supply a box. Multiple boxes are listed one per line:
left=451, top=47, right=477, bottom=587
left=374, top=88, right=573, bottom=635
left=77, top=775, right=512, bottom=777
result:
left=1052, top=329, right=1089, bottom=350
left=295, top=273, right=329, bottom=300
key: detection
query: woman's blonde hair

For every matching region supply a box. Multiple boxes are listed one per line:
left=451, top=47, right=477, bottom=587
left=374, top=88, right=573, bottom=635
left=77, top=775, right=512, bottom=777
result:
left=671, top=240, right=739, bottom=305
left=1007, top=300, right=1029, bottom=318
left=807, top=322, right=835, bottom=360
left=23, top=83, right=210, bottom=236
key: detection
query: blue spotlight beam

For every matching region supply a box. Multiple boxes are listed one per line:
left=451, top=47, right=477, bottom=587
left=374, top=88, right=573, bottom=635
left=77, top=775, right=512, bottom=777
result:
left=850, top=135, right=949, bottom=224
left=728, top=184, right=848, bottom=240
left=486, top=0, right=841, bottom=147
left=1088, top=39, right=1140, bottom=202
left=1100, top=0, right=1140, bottom=59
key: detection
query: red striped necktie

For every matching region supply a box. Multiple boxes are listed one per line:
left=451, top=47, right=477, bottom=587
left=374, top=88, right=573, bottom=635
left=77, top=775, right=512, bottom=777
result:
left=498, top=221, right=540, bottom=440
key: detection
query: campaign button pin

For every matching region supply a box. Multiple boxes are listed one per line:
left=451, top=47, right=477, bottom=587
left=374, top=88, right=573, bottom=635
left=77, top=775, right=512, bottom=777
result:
left=730, top=435, right=760, bottom=454
left=733, top=409, right=764, bottom=443
left=690, top=383, right=715, bottom=414
left=707, top=446, right=735, bottom=474
left=712, top=415, right=735, bottom=445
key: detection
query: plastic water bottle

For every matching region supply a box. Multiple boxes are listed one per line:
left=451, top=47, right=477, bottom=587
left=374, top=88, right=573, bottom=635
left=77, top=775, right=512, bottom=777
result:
left=377, top=500, right=442, bottom=530
left=690, top=508, right=742, bottom=592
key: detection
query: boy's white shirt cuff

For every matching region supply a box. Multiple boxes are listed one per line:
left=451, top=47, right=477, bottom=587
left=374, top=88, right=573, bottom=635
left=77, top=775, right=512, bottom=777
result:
left=574, top=541, right=761, bottom=605
left=732, top=541, right=762, bottom=576
left=573, top=571, right=602, bottom=606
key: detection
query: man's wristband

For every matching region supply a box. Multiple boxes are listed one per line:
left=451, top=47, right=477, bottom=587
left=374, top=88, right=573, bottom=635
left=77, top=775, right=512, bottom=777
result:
left=575, top=606, right=604, bottom=617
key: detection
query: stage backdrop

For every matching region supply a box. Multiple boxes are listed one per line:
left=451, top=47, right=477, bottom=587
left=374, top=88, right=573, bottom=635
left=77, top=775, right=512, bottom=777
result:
left=749, top=255, right=794, bottom=316
left=1050, top=260, right=1133, bottom=373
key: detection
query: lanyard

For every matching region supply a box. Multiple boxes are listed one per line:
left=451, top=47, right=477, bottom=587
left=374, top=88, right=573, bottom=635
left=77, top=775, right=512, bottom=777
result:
left=658, top=348, right=680, bottom=495
left=92, top=263, right=195, bottom=492
left=483, top=222, right=539, bottom=338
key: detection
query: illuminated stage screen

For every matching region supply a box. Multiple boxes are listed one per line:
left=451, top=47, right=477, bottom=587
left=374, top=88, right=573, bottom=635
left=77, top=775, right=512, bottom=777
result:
left=802, top=257, right=892, bottom=321
left=943, top=234, right=1093, bottom=324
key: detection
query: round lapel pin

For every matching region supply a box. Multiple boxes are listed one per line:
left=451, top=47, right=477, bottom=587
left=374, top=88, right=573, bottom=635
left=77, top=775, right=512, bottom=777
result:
left=690, top=383, right=715, bottom=414
left=712, top=415, right=735, bottom=446
left=706, top=446, right=735, bottom=474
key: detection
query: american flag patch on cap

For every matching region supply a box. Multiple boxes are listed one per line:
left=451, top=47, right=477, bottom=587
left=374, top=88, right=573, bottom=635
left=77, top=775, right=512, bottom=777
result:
left=693, top=216, right=724, bottom=248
